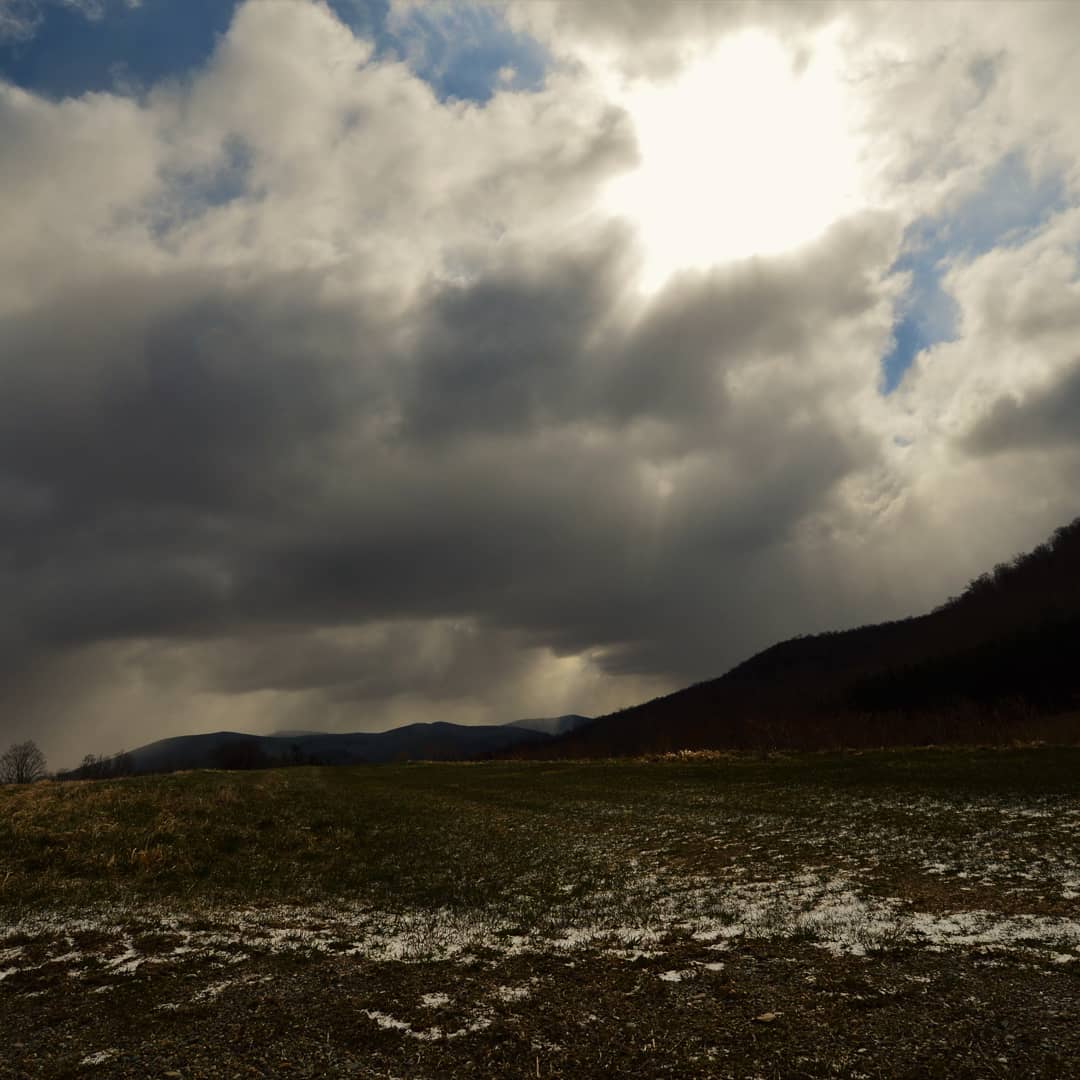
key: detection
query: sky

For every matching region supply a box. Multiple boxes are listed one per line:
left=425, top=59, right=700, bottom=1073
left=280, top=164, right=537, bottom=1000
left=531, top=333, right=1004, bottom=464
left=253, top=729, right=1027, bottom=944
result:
left=1, top=0, right=1079, bottom=769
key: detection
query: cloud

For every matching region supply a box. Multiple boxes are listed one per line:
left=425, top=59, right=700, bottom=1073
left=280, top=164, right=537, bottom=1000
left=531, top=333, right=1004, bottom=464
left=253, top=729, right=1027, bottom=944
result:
left=507, top=0, right=840, bottom=79
left=881, top=151, right=1069, bottom=392
left=2, top=0, right=1080, bottom=768
left=965, top=363, right=1080, bottom=455
left=383, top=1, right=549, bottom=102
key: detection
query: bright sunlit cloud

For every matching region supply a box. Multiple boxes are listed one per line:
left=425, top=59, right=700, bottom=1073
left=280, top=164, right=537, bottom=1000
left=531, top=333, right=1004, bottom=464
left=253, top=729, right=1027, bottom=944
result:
left=602, top=26, right=866, bottom=292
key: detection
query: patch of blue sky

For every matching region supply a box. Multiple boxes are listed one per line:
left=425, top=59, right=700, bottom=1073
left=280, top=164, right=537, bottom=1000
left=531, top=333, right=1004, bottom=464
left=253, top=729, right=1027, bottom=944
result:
left=1, top=0, right=548, bottom=106
left=331, top=0, right=549, bottom=102
left=145, top=134, right=254, bottom=239
left=0, top=0, right=236, bottom=99
left=882, top=151, right=1070, bottom=393
left=881, top=252, right=962, bottom=395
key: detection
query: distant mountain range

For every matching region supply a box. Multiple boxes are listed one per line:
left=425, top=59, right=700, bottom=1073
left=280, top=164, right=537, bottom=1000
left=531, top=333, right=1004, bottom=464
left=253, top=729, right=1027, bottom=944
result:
left=63, top=715, right=592, bottom=777
left=510, top=517, right=1080, bottom=757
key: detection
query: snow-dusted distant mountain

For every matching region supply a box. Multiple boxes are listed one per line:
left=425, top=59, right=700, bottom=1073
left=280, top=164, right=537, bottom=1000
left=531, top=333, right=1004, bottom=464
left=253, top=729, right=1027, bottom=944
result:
left=506, top=714, right=592, bottom=737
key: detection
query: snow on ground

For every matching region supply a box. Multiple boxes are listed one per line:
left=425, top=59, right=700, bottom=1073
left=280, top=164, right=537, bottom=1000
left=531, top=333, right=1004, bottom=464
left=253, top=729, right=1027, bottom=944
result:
left=1, top=865, right=1077, bottom=997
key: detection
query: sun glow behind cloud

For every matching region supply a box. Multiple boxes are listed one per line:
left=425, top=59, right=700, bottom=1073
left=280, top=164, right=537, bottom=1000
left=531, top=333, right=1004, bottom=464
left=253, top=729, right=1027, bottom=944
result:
left=602, top=26, right=867, bottom=292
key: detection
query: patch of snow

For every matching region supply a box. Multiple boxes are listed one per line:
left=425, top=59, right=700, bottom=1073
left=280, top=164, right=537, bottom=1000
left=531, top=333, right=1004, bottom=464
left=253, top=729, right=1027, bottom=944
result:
left=446, top=1012, right=493, bottom=1038
left=658, top=969, right=694, bottom=982
left=193, top=979, right=235, bottom=1003
left=363, top=1010, right=412, bottom=1032
left=79, top=1049, right=118, bottom=1067
left=362, top=1009, right=463, bottom=1042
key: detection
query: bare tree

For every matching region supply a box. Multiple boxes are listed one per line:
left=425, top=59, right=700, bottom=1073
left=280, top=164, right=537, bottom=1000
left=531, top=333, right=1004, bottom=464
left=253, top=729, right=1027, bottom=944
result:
left=0, top=740, right=47, bottom=784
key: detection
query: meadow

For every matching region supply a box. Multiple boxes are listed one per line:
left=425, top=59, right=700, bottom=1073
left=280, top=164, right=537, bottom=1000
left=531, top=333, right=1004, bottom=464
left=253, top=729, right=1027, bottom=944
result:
left=1, top=747, right=1078, bottom=1078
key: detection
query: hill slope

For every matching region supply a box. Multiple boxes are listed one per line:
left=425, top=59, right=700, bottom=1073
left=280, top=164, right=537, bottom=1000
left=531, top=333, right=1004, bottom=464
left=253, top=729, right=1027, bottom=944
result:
left=519, top=517, right=1080, bottom=756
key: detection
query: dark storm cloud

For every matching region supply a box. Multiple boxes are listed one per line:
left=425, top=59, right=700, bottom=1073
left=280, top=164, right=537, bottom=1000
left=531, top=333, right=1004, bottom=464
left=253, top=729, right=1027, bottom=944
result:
left=227, top=215, right=891, bottom=682
left=0, top=209, right=890, bottom=752
left=964, top=360, right=1080, bottom=455
left=400, top=241, right=625, bottom=442
left=174, top=621, right=553, bottom=706
left=0, top=271, right=371, bottom=517
left=0, top=268, right=391, bottom=659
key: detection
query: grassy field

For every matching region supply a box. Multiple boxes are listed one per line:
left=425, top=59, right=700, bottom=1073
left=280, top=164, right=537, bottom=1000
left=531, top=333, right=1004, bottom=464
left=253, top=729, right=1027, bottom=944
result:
left=1, top=747, right=1078, bottom=1078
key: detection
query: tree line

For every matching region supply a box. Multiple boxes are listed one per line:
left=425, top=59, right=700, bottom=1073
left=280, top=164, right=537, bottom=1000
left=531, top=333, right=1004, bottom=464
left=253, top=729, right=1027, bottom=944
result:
left=0, top=741, right=140, bottom=783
